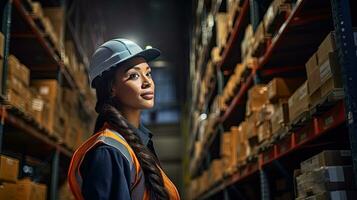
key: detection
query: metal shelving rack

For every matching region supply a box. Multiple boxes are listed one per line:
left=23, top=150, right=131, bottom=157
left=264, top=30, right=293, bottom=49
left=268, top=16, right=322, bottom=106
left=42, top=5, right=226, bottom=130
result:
left=188, top=0, right=357, bottom=199
left=0, top=0, right=94, bottom=199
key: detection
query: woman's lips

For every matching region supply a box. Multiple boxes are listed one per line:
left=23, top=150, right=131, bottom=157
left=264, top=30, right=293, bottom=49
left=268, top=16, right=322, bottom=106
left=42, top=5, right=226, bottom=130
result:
left=141, top=92, right=154, bottom=100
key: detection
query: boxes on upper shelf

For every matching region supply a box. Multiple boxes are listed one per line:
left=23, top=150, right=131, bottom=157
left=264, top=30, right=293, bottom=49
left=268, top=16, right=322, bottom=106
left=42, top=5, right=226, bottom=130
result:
left=263, top=0, right=292, bottom=34
left=0, top=155, right=19, bottom=183
left=271, top=101, right=289, bottom=135
left=227, top=0, right=238, bottom=28
left=8, top=55, right=30, bottom=86
left=246, top=85, right=268, bottom=116
left=0, top=32, right=4, bottom=58
left=267, top=77, right=304, bottom=103
left=31, top=79, right=61, bottom=134
left=43, top=7, right=65, bottom=49
left=215, top=13, right=229, bottom=49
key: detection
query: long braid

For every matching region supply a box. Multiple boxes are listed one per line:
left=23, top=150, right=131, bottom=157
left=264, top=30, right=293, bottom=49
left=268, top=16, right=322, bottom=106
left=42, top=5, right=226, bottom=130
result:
left=93, top=74, right=169, bottom=199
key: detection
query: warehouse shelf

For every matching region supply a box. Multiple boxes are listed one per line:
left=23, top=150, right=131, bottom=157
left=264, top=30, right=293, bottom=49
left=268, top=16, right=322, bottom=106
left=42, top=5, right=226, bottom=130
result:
left=11, top=0, right=77, bottom=90
left=190, top=0, right=337, bottom=175
left=195, top=100, right=347, bottom=200
left=0, top=100, right=72, bottom=159
left=258, top=0, right=332, bottom=68
left=217, top=0, right=249, bottom=71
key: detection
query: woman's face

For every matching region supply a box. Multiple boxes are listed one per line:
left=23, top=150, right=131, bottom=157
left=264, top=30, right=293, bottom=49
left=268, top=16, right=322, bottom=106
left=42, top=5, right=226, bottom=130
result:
left=111, top=57, right=155, bottom=110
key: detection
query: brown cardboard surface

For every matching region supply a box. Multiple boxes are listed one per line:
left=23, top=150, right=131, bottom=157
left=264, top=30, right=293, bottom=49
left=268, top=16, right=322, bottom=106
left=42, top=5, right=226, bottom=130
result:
left=0, top=155, right=19, bottom=183
left=300, top=150, right=352, bottom=173
left=0, top=32, right=4, bottom=58
left=271, top=101, right=289, bottom=134
left=288, top=81, right=309, bottom=123
left=216, top=13, right=229, bottom=48
left=317, top=32, right=336, bottom=65
left=31, top=79, right=61, bottom=133
left=0, top=178, right=47, bottom=200
left=247, top=85, right=268, bottom=115
left=296, top=166, right=356, bottom=197
left=305, top=53, right=319, bottom=76
left=258, top=120, right=272, bottom=143
left=268, top=77, right=304, bottom=102
left=8, top=55, right=30, bottom=86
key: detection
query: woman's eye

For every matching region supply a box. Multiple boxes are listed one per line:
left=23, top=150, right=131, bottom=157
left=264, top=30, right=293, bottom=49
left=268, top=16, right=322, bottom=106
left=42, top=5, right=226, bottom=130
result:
left=129, top=73, right=140, bottom=80
left=146, top=71, right=152, bottom=78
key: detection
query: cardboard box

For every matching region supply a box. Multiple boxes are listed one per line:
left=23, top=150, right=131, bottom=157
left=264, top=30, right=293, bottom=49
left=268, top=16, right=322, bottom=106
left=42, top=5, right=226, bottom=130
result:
left=0, top=178, right=47, bottom=200
left=246, top=111, right=259, bottom=141
left=288, top=81, right=309, bottom=123
left=257, top=104, right=274, bottom=125
left=237, top=141, right=250, bottom=163
left=306, top=53, right=319, bottom=76
left=31, top=79, right=61, bottom=133
left=216, top=13, right=229, bottom=48
left=241, top=25, right=254, bottom=58
left=8, top=55, right=30, bottom=86
left=0, top=32, right=4, bottom=58
left=246, top=85, right=268, bottom=115
left=296, top=166, right=356, bottom=197
left=220, top=131, right=238, bottom=167
left=268, top=77, right=304, bottom=102
left=319, top=53, right=343, bottom=98
left=31, top=2, right=44, bottom=18
left=238, top=121, right=249, bottom=141
left=258, top=120, right=272, bottom=142
left=43, top=7, right=64, bottom=48
left=271, top=101, right=289, bottom=134
left=303, top=191, right=357, bottom=200
left=0, top=155, right=19, bottom=182
left=317, top=32, right=336, bottom=65
left=210, top=159, right=224, bottom=184
left=227, top=0, right=238, bottom=28
left=7, top=89, right=27, bottom=111
left=300, top=150, right=352, bottom=173
left=307, top=52, right=341, bottom=96
left=211, top=46, right=222, bottom=64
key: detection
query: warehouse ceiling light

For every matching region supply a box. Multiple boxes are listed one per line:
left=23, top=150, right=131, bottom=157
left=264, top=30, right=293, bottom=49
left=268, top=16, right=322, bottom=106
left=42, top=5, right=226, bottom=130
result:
left=150, top=60, right=170, bottom=68
left=145, top=45, right=153, bottom=49
left=199, top=113, right=207, bottom=121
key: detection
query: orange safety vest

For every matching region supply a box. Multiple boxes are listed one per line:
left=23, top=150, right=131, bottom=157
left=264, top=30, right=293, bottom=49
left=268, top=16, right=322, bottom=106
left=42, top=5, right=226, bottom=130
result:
left=68, top=127, right=180, bottom=200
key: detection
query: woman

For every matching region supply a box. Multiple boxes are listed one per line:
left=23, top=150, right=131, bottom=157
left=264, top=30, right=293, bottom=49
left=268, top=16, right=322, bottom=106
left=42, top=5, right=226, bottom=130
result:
left=68, top=39, right=180, bottom=200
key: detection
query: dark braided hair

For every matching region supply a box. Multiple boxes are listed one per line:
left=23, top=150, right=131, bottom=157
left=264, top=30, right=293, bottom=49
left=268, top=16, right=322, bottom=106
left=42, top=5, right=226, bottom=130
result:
left=92, top=70, right=169, bottom=200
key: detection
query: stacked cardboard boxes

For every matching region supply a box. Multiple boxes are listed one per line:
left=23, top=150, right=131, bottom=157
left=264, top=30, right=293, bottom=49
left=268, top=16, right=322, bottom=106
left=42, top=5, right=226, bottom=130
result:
left=31, top=79, right=62, bottom=134
left=0, top=155, right=47, bottom=200
left=227, top=0, right=239, bottom=28
left=295, top=150, right=356, bottom=199
left=306, top=32, right=346, bottom=109
left=0, top=178, right=47, bottom=200
left=241, top=25, right=257, bottom=68
left=7, top=55, right=31, bottom=111
left=216, top=13, right=229, bottom=49
left=267, top=77, right=304, bottom=134
left=221, top=63, right=245, bottom=105
left=288, top=81, right=310, bottom=124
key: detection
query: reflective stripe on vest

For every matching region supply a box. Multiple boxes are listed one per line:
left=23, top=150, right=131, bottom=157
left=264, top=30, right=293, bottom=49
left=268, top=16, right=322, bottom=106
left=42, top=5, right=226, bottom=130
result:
left=68, top=128, right=180, bottom=200
left=68, top=129, right=147, bottom=200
